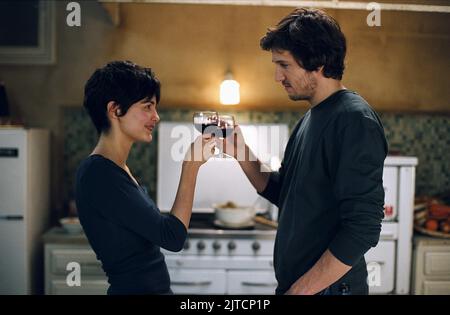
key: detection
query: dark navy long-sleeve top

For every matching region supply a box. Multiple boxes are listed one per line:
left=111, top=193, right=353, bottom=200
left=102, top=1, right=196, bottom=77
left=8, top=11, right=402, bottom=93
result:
left=75, top=154, right=187, bottom=295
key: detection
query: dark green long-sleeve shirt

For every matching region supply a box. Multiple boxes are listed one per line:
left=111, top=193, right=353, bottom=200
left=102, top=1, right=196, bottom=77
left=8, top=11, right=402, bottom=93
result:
left=259, top=89, right=388, bottom=295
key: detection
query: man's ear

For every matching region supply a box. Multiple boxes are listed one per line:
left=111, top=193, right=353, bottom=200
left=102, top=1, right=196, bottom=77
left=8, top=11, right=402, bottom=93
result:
left=316, top=66, right=325, bottom=75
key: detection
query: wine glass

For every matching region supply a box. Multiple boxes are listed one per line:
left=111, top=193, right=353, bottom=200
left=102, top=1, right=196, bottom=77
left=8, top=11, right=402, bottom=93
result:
left=193, top=111, right=220, bottom=156
left=216, top=114, right=235, bottom=158
left=193, top=111, right=219, bottom=135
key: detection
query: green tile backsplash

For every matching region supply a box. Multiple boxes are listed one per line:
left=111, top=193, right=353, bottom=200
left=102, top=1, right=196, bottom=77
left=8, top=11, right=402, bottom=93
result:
left=63, top=108, right=450, bottom=203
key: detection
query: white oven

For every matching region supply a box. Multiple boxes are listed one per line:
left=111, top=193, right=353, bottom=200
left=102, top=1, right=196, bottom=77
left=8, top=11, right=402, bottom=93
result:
left=162, top=234, right=278, bottom=295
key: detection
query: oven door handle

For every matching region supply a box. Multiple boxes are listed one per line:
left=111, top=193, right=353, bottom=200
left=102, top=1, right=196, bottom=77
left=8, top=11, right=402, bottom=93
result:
left=171, top=280, right=212, bottom=286
left=241, top=281, right=277, bottom=287
left=380, top=231, right=396, bottom=239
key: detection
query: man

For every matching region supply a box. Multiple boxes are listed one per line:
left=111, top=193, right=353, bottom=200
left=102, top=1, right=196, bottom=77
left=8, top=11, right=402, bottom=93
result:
left=224, top=8, right=388, bottom=295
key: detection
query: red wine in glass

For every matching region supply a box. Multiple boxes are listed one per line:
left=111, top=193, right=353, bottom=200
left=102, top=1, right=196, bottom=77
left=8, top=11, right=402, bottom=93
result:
left=193, top=111, right=219, bottom=135
left=217, top=115, right=235, bottom=139
left=220, top=127, right=234, bottom=138
left=195, top=123, right=219, bottom=134
left=217, top=115, right=235, bottom=158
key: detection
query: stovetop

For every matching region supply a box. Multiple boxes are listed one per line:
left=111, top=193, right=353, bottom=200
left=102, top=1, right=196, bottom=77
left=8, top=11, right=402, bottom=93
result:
left=187, top=213, right=277, bottom=239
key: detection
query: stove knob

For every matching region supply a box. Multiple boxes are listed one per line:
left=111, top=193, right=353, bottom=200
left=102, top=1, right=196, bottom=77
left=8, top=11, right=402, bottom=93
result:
left=252, top=241, right=260, bottom=251
left=197, top=241, right=206, bottom=251
left=228, top=241, right=236, bottom=251
left=183, top=240, right=190, bottom=250
left=212, top=241, right=221, bottom=251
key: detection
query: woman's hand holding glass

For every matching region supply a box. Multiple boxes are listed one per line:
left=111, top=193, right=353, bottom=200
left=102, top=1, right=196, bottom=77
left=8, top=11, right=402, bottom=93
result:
left=184, top=134, right=217, bottom=167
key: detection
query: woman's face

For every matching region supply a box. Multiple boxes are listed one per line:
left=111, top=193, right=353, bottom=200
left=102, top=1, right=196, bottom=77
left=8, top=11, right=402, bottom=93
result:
left=119, top=95, right=160, bottom=143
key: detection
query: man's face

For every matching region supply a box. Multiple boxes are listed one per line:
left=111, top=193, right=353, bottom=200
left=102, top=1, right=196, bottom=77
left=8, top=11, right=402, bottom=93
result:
left=271, top=49, right=317, bottom=101
left=119, top=95, right=160, bottom=143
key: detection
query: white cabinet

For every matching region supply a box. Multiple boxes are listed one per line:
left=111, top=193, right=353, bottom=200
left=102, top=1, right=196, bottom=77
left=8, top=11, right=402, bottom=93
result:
left=49, top=279, right=109, bottom=295
left=412, top=236, right=450, bottom=295
left=422, top=281, right=450, bottom=294
left=49, top=248, right=104, bottom=275
left=45, top=244, right=108, bottom=295
left=424, top=252, right=450, bottom=275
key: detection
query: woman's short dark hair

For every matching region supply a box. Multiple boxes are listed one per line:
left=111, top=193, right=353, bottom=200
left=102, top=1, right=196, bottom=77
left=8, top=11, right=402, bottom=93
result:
left=83, top=60, right=161, bottom=134
left=260, top=8, right=346, bottom=80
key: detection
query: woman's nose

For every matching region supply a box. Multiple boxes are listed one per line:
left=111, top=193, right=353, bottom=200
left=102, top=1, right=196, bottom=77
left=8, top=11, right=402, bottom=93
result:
left=153, top=110, right=160, bottom=123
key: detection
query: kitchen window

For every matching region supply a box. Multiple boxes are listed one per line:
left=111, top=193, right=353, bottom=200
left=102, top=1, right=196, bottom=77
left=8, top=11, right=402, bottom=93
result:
left=0, top=0, right=55, bottom=65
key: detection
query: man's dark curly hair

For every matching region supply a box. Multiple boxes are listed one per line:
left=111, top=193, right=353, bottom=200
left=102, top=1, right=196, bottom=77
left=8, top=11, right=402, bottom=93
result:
left=260, top=8, right=347, bottom=80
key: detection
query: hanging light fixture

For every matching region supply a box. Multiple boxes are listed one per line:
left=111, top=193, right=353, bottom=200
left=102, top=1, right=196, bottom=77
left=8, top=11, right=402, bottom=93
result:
left=219, top=71, right=240, bottom=105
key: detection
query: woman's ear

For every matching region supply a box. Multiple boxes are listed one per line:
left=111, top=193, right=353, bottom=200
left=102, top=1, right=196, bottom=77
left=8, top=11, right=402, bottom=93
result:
left=107, top=101, right=121, bottom=119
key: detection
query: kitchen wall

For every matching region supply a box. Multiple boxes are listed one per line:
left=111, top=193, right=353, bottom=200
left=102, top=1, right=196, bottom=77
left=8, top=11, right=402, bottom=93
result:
left=0, top=1, right=448, bottom=216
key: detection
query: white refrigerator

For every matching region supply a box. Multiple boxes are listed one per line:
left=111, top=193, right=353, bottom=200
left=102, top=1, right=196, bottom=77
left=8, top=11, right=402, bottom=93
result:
left=0, top=128, right=50, bottom=294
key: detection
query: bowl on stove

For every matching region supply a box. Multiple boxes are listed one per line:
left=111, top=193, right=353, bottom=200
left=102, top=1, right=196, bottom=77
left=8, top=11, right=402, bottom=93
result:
left=213, top=202, right=255, bottom=226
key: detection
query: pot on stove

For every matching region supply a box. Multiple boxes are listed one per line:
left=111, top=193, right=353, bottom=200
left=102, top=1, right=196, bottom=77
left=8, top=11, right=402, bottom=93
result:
left=213, top=201, right=255, bottom=226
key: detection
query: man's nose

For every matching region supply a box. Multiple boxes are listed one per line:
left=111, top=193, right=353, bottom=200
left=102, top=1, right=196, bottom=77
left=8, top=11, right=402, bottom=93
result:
left=275, top=68, right=285, bottom=83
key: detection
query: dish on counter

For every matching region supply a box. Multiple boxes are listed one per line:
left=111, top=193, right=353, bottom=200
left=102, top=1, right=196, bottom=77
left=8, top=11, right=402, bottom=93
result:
left=59, top=217, right=83, bottom=235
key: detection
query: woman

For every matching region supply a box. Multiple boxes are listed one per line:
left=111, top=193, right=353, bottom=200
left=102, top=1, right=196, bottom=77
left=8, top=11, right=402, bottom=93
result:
left=75, top=61, right=215, bottom=295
